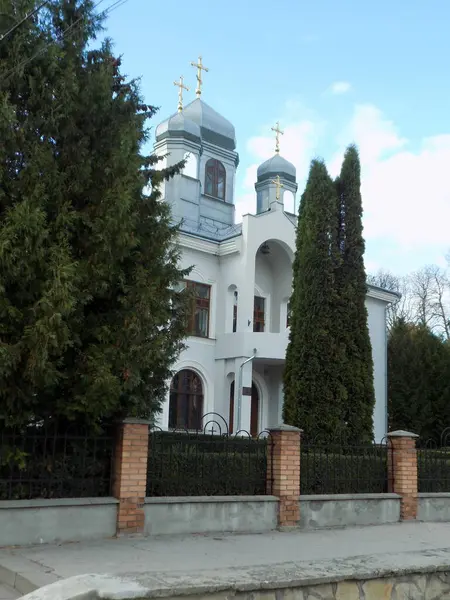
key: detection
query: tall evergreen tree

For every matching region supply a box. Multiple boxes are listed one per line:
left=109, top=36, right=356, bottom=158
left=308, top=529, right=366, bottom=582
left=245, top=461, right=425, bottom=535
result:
left=0, top=0, right=188, bottom=428
left=388, top=320, right=450, bottom=442
left=334, top=145, right=375, bottom=442
left=283, top=160, right=346, bottom=439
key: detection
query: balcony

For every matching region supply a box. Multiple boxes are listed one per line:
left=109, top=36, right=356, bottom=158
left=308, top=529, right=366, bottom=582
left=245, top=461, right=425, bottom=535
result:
left=215, top=331, right=289, bottom=361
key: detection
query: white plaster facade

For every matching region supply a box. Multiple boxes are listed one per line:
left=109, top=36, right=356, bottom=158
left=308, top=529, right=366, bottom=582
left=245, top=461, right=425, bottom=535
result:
left=154, top=97, right=398, bottom=442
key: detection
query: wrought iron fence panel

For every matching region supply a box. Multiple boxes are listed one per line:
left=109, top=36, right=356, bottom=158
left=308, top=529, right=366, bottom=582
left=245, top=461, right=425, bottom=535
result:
left=146, top=413, right=270, bottom=497
left=418, top=428, right=450, bottom=493
left=0, top=421, right=114, bottom=500
left=300, top=435, right=389, bottom=495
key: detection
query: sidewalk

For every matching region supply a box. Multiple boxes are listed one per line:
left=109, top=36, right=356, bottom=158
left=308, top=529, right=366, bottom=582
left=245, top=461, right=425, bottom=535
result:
left=2, top=522, right=450, bottom=596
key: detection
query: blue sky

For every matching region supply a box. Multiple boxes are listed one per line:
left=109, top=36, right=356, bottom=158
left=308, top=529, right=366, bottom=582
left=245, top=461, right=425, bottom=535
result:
left=102, top=0, right=450, bottom=275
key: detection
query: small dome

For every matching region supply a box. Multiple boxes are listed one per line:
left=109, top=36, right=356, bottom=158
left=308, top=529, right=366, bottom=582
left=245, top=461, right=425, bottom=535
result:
left=257, top=154, right=296, bottom=182
left=182, top=98, right=236, bottom=150
left=155, top=112, right=201, bottom=142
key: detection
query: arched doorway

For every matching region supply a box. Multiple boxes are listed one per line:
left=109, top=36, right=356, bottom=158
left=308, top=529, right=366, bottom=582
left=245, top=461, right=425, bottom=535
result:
left=169, top=369, right=203, bottom=430
left=229, top=381, right=259, bottom=437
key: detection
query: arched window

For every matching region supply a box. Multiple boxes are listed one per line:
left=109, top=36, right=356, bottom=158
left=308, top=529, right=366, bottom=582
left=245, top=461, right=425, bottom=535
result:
left=169, top=369, right=203, bottom=430
left=233, top=290, right=238, bottom=332
left=205, top=158, right=226, bottom=200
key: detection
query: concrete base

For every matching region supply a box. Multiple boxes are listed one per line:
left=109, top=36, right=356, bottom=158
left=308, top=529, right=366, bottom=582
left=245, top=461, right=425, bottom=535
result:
left=0, top=498, right=118, bottom=547
left=418, top=493, right=450, bottom=522
left=300, top=493, right=401, bottom=529
left=144, top=496, right=278, bottom=535
left=16, top=556, right=450, bottom=600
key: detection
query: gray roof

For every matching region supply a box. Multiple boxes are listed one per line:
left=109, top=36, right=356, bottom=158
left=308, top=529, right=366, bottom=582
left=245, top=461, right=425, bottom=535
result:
left=182, top=98, right=236, bottom=150
left=173, top=214, right=242, bottom=242
left=257, top=154, right=296, bottom=183
left=155, top=112, right=201, bottom=143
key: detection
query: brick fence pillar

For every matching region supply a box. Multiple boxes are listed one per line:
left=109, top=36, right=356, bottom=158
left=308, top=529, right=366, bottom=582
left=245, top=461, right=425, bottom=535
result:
left=387, top=430, right=419, bottom=521
left=267, top=424, right=302, bottom=529
left=113, top=419, right=150, bottom=535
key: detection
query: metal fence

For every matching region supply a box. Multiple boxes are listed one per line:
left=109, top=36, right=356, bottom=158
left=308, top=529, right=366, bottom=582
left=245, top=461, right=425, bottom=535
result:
left=146, top=413, right=271, bottom=497
left=300, top=437, right=389, bottom=495
left=418, top=429, right=450, bottom=493
left=0, top=422, right=114, bottom=500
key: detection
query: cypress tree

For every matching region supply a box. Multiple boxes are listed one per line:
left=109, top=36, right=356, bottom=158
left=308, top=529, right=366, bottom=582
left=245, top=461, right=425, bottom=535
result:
left=0, top=0, right=188, bottom=428
left=334, top=145, right=375, bottom=442
left=283, top=160, right=346, bottom=439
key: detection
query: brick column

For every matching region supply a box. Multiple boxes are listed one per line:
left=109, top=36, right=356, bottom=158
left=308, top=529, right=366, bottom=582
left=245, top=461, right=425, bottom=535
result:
left=267, top=424, right=302, bottom=529
left=387, top=430, right=419, bottom=521
left=113, top=419, right=150, bottom=535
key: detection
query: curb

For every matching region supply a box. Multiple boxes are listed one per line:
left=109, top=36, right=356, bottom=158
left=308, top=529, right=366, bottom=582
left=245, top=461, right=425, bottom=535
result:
left=0, top=564, right=37, bottom=596
left=0, top=560, right=60, bottom=596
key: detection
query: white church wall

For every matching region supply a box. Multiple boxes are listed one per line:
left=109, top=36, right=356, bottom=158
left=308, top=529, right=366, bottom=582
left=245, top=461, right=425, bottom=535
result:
left=158, top=199, right=392, bottom=438
left=183, top=152, right=198, bottom=179
left=283, top=190, right=295, bottom=214
left=365, top=296, right=388, bottom=442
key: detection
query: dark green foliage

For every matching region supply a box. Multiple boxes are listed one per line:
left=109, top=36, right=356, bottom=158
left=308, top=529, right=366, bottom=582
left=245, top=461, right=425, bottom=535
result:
left=284, top=146, right=375, bottom=443
left=417, top=448, right=450, bottom=492
left=0, top=1, right=188, bottom=428
left=301, top=443, right=450, bottom=495
left=300, top=447, right=388, bottom=495
left=388, top=320, right=450, bottom=441
left=283, top=160, right=346, bottom=438
left=147, top=432, right=267, bottom=496
left=334, top=145, right=375, bottom=442
left=0, top=421, right=114, bottom=500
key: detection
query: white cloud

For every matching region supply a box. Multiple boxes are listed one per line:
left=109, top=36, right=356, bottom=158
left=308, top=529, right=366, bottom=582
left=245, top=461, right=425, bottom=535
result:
left=237, top=100, right=450, bottom=271
left=332, top=104, right=450, bottom=260
left=329, top=81, right=351, bottom=95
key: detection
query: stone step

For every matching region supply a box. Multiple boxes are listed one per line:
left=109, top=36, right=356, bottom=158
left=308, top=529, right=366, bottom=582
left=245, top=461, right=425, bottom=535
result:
left=0, top=584, right=19, bottom=600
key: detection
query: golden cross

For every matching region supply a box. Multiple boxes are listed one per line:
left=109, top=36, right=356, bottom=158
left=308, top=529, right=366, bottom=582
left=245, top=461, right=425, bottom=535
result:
left=173, top=75, right=189, bottom=113
left=271, top=121, right=284, bottom=154
left=271, top=175, right=284, bottom=201
left=190, top=55, right=209, bottom=97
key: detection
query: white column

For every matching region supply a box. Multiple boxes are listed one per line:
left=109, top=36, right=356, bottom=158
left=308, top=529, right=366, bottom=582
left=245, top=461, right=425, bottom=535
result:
left=234, top=357, right=253, bottom=434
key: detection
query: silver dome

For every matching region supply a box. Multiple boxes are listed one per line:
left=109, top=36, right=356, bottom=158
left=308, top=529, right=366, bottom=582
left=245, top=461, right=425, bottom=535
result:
left=155, top=112, right=201, bottom=142
left=182, top=98, right=236, bottom=150
left=257, top=154, right=296, bottom=182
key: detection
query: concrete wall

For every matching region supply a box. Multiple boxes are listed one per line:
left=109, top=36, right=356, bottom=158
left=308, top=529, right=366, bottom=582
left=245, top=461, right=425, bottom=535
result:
left=300, top=493, right=401, bottom=529
left=0, top=498, right=117, bottom=547
left=418, top=493, right=450, bottom=522
left=144, top=496, right=278, bottom=536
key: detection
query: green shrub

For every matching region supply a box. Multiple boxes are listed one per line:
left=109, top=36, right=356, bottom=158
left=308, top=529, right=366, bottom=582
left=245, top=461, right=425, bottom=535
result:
left=300, top=448, right=388, bottom=495
left=418, top=449, right=450, bottom=492
left=0, top=427, right=113, bottom=500
left=147, top=433, right=268, bottom=496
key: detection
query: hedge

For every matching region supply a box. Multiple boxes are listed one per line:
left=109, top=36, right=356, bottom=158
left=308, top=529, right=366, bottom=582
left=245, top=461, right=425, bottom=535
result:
left=418, top=449, right=450, bottom=493
left=300, top=449, right=388, bottom=495
left=0, top=425, right=114, bottom=500
left=147, top=432, right=268, bottom=496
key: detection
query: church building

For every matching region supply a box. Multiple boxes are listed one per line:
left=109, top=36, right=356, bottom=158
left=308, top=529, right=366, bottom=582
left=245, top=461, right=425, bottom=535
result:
left=154, top=58, right=398, bottom=442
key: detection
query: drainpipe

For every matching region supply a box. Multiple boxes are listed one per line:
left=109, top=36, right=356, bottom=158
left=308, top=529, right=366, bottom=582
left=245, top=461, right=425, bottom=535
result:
left=236, top=348, right=257, bottom=432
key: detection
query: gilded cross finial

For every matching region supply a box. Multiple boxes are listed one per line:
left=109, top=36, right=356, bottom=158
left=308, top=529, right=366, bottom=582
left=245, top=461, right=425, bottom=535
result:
left=271, top=175, right=284, bottom=201
left=174, top=75, right=189, bottom=113
left=190, top=55, right=209, bottom=98
left=271, top=121, right=284, bottom=154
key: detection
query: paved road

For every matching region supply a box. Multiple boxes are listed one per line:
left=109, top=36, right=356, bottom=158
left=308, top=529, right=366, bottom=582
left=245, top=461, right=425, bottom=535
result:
left=2, top=522, right=450, bottom=594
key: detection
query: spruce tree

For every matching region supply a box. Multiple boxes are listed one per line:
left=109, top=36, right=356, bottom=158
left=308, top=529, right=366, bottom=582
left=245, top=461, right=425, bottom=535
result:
left=283, top=160, right=346, bottom=439
left=0, top=0, right=188, bottom=428
left=335, top=145, right=375, bottom=442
